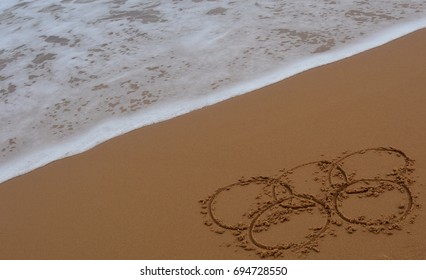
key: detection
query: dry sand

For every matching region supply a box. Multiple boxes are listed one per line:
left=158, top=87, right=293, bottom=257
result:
left=1, top=29, right=426, bottom=260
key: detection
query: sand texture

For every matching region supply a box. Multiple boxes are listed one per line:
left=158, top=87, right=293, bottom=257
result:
left=1, top=29, right=426, bottom=260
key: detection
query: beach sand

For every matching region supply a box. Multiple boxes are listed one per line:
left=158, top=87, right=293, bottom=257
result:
left=1, top=29, right=426, bottom=260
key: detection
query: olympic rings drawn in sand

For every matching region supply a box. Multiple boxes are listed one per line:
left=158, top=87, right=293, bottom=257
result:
left=199, top=147, right=418, bottom=258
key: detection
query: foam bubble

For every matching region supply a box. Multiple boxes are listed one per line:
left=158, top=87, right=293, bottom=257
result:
left=1, top=0, right=426, bottom=183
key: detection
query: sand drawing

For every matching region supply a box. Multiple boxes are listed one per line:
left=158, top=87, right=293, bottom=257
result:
left=199, top=147, right=418, bottom=258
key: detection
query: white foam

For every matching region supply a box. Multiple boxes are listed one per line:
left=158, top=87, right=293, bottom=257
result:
left=1, top=0, right=426, bottom=184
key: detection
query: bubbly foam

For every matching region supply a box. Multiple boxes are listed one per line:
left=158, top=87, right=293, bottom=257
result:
left=1, top=0, right=426, bottom=184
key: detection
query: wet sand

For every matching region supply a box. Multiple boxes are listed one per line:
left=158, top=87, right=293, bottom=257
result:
left=1, top=29, right=426, bottom=260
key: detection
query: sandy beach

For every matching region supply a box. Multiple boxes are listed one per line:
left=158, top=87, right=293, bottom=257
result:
left=1, top=29, right=426, bottom=260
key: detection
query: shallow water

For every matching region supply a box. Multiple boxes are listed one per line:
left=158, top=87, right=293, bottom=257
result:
left=1, top=0, right=426, bottom=183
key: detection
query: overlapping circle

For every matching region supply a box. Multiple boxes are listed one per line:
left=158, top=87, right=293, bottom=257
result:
left=333, top=179, right=413, bottom=226
left=199, top=147, right=417, bottom=258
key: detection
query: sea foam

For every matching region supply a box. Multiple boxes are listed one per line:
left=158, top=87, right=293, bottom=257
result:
left=1, top=0, right=426, bottom=184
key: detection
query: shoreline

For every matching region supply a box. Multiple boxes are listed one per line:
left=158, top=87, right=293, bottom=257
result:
left=0, top=29, right=426, bottom=259
left=2, top=20, right=426, bottom=185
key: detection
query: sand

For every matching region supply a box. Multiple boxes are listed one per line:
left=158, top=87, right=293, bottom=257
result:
left=1, top=29, right=426, bottom=260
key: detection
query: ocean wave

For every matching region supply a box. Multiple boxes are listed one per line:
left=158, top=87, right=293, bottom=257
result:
left=1, top=0, right=425, bottom=183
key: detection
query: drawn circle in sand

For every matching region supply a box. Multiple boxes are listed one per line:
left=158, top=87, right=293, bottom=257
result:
left=334, top=179, right=413, bottom=226
left=327, top=147, right=413, bottom=186
left=274, top=160, right=347, bottom=202
left=208, top=177, right=293, bottom=230
left=248, top=195, right=330, bottom=251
